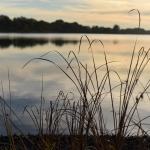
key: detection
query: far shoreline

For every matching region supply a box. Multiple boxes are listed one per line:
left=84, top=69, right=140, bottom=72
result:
left=1, top=32, right=150, bottom=36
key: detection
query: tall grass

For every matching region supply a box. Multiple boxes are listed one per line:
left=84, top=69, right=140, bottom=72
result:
left=22, top=34, right=150, bottom=149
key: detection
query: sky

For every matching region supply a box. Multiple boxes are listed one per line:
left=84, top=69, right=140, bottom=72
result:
left=0, top=0, right=150, bottom=29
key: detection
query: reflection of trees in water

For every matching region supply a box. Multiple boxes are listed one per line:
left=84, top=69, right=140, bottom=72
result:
left=0, top=38, right=48, bottom=48
left=113, top=40, right=119, bottom=45
left=51, top=38, right=78, bottom=47
left=0, top=38, right=79, bottom=49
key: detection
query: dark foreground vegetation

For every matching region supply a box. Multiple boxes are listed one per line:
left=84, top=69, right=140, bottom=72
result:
left=0, top=15, right=149, bottom=34
left=0, top=135, right=150, bottom=150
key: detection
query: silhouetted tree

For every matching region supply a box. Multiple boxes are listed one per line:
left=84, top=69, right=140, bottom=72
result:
left=113, top=25, right=120, bottom=33
left=0, top=15, right=148, bottom=34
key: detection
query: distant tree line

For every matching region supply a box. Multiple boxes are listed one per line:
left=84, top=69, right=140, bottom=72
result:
left=0, top=15, right=149, bottom=34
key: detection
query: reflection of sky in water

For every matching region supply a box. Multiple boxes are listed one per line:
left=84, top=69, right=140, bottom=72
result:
left=0, top=33, right=150, bottom=134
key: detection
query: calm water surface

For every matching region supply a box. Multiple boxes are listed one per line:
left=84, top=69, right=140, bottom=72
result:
left=0, top=33, right=150, bottom=134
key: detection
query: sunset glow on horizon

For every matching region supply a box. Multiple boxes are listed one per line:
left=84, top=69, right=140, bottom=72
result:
left=0, top=0, right=150, bottom=29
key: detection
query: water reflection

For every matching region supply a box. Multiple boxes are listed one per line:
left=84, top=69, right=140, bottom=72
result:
left=0, top=34, right=150, bottom=134
left=0, top=37, right=79, bottom=49
left=113, top=40, right=118, bottom=45
left=0, top=38, right=48, bottom=48
left=51, top=38, right=78, bottom=47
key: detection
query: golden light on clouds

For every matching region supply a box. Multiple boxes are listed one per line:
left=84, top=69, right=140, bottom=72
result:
left=0, top=0, right=150, bottom=28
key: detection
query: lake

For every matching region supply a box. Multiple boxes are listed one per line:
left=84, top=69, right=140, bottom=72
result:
left=0, top=33, right=150, bottom=134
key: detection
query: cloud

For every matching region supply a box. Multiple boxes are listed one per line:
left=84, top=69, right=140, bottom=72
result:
left=0, top=0, right=88, bottom=10
left=0, top=0, right=150, bottom=28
